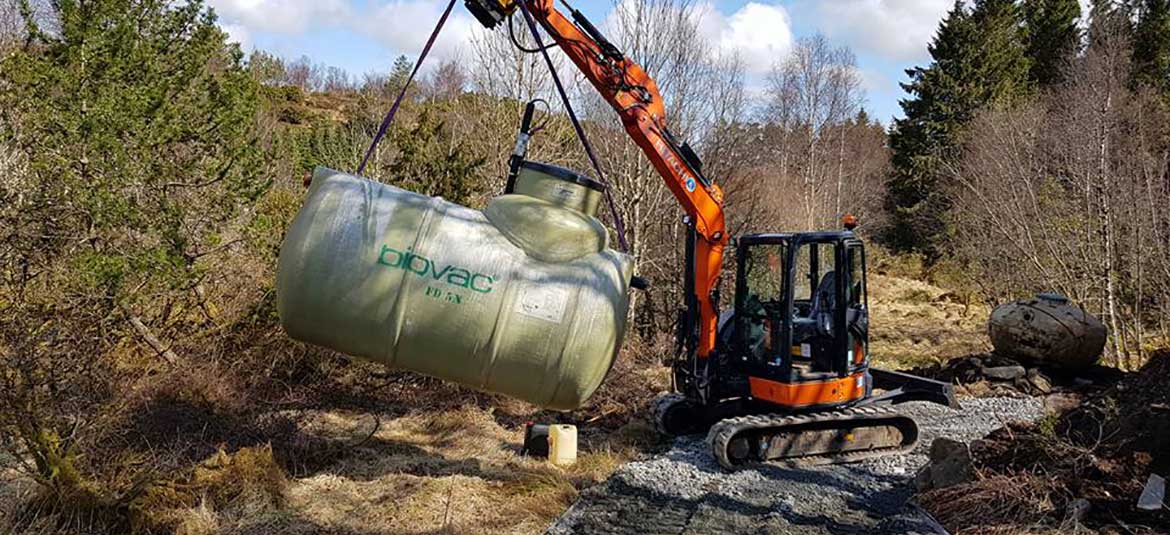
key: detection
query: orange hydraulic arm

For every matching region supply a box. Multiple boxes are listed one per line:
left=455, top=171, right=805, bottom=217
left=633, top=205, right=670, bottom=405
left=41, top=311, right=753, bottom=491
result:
left=470, top=0, right=728, bottom=358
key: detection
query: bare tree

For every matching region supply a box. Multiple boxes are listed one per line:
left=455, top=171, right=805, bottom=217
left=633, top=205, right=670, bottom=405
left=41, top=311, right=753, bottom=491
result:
left=557, top=0, right=755, bottom=333
left=425, top=59, right=468, bottom=100
left=466, top=16, right=576, bottom=194
left=322, top=65, right=352, bottom=92
left=949, top=21, right=1170, bottom=367
left=763, top=35, right=867, bottom=232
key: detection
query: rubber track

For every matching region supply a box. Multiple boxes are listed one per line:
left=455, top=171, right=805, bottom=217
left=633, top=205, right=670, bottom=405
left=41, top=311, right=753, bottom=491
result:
left=651, top=393, right=688, bottom=436
left=706, top=405, right=918, bottom=470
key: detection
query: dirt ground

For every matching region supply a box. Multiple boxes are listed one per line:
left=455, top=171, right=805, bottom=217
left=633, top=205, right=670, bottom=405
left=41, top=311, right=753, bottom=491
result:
left=919, top=351, right=1170, bottom=534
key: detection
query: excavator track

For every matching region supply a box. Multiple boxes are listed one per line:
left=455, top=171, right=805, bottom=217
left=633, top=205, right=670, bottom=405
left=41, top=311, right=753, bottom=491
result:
left=707, top=405, right=919, bottom=470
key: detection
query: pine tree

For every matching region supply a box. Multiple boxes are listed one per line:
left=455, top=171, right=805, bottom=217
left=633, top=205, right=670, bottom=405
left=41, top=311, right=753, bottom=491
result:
left=1023, top=0, right=1082, bottom=85
left=0, top=0, right=263, bottom=296
left=886, top=0, right=1033, bottom=253
left=887, top=2, right=979, bottom=252
left=1134, top=0, right=1170, bottom=93
left=970, top=0, right=1035, bottom=103
left=388, top=54, right=414, bottom=94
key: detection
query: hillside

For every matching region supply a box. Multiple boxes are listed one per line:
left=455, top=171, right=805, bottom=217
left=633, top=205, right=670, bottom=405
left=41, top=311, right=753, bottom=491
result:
left=869, top=272, right=989, bottom=370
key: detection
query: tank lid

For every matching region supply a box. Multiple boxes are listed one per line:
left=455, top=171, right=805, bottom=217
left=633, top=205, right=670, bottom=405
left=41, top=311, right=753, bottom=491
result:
left=1036, top=292, right=1069, bottom=304
left=521, top=161, right=606, bottom=192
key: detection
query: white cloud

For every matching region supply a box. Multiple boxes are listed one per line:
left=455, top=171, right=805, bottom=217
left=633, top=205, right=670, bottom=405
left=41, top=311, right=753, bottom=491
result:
left=719, top=3, right=793, bottom=74
left=220, top=22, right=253, bottom=50
left=355, top=0, right=479, bottom=62
left=208, top=0, right=351, bottom=34
left=693, top=2, right=793, bottom=75
left=859, top=67, right=891, bottom=94
left=794, top=0, right=954, bottom=62
left=211, top=0, right=794, bottom=76
left=212, top=0, right=479, bottom=65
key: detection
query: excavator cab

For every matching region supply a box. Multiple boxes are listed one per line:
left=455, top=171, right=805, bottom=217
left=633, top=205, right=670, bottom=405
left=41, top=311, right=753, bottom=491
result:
left=730, top=231, right=871, bottom=409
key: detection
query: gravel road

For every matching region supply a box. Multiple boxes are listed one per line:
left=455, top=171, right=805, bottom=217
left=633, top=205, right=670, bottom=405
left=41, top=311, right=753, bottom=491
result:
left=547, top=397, right=1043, bottom=535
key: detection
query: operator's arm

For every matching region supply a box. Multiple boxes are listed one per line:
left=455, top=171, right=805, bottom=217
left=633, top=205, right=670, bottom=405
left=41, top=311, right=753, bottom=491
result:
left=472, top=0, right=728, bottom=358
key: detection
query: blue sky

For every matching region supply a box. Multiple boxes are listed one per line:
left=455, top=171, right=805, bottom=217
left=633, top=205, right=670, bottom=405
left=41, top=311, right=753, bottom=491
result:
left=211, top=0, right=965, bottom=124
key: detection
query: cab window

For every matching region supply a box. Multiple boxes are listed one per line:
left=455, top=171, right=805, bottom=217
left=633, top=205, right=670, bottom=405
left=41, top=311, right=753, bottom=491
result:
left=744, top=244, right=785, bottom=304
left=847, top=245, right=866, bottom=308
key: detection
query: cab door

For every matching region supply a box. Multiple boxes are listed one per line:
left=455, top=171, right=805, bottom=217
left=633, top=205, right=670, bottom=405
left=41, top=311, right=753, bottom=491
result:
left=844, top=243, right=869, bottom=372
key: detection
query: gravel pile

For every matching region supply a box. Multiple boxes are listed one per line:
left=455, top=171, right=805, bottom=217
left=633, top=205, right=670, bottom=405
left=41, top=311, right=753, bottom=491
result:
left=547, top=397, right=1043, bottom=535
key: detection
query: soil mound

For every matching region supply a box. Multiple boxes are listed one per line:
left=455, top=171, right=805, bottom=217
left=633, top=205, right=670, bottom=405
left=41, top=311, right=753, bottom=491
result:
left=918, top=350, right=1170, bottom=534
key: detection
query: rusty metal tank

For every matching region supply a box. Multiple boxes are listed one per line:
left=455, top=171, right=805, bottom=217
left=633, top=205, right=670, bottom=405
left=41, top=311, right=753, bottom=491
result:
left=988, top=293, right=1107, bottom=370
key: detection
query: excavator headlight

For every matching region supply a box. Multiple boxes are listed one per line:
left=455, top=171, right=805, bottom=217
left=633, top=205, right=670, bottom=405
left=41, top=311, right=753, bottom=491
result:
left=464, top=0, right=516, bottom=28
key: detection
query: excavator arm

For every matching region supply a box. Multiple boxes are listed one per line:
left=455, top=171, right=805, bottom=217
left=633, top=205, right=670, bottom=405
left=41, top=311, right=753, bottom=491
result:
left=467, top=0, right=728, bottom=361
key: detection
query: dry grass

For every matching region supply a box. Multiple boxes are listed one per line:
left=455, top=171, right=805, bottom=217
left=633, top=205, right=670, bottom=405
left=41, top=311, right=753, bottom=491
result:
left=2, top=404, right=631, bottom=535
left=919, top=474, right=1059, bottom=533
left=130, top=444, right=289, bottom=533
left=279, top=406, right=635, bottom=535
left=868, top=273, right=991, bottom=369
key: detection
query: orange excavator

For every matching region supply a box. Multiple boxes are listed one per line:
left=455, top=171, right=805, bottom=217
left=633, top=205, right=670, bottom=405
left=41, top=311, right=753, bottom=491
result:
left=464, top=0, right=958, bottom=468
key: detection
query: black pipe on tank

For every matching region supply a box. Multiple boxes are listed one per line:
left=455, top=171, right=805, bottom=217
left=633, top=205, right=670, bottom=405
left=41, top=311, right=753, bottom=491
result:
left=505, top=100, right=538, bottom=194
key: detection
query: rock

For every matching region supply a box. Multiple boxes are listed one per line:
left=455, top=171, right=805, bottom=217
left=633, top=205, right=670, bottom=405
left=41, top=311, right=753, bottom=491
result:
left=1043, top=393, right=1081, bottom=415
left=548, top=398, right=1047, bottom=535
left=982, top=365, right=1027, bottom=381
left=958, top=381, right=992, bottom=398
left=915, top=438, right=975, bottom=491
left=1065, top=498, right=1091, bottom=522
left=1026, top=368, right=1053, bottom=394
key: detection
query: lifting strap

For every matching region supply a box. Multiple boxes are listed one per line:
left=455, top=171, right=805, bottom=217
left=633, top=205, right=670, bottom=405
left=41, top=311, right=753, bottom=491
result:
left=356, top=0, right=457, bottom=175
left=356, top=0, right=629, bottom=253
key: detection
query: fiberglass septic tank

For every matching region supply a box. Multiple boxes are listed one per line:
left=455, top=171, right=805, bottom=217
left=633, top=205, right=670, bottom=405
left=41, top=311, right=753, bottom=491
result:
left=276, top=162, right=634, bottom=410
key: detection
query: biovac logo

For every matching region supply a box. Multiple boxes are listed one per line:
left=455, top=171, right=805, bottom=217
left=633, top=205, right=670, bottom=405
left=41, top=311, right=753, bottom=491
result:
left=377, top=245, right=495, bottom=294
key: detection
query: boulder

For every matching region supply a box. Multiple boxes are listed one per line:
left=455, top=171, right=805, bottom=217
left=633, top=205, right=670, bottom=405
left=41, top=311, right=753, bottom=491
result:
left=915, top=438, right=975, bottom=491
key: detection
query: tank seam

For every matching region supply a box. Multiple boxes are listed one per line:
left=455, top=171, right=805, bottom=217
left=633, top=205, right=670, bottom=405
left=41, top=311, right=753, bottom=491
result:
left=545, top=278, right=583, bottom=407
left=383, top=194, right=445, bottom=365
left=477, top=259, right=517, bottom=389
